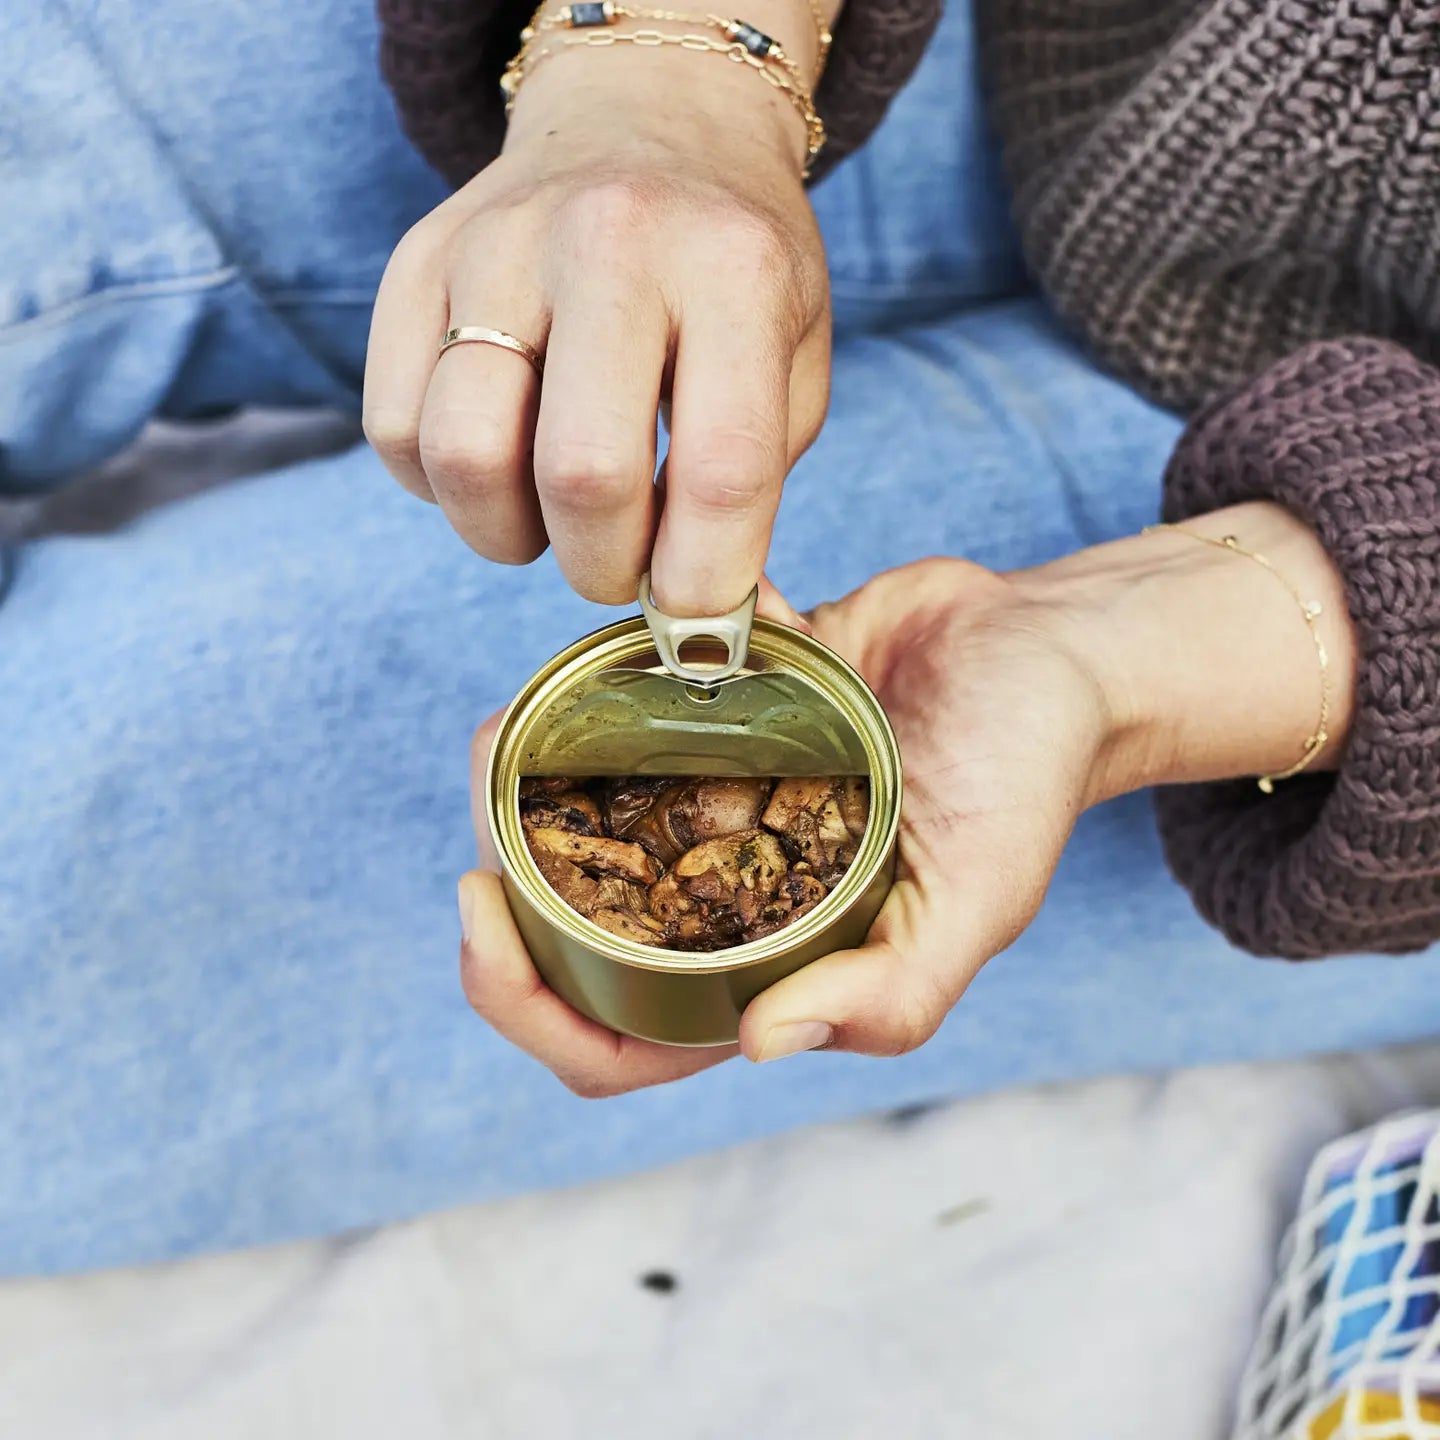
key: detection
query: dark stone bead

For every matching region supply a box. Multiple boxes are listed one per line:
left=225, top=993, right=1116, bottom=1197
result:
left=569, top=2, right=610, bottom=25
left=731, top=20, right=777, bottom=56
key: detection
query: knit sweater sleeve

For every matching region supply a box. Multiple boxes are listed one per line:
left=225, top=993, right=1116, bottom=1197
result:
left=377, top=0, right=942, bottom=189
left=976, top=0, right=1440, bottom=414
left=1154, top=338, right=1440, bottom=959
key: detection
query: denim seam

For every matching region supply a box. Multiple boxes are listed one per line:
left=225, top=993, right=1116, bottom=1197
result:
left=0, top=267, right=242, bottom=345
left=0, top=273, right=387, bottom=347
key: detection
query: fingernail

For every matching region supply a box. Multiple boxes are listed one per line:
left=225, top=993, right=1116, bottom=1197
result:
left=755, top=1020, right=833, bottom=1063
left=458, top=873, right=486, bottom=946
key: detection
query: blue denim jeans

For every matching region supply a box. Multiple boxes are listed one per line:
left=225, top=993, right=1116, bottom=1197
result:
left=3, top=0, right=1438, bottom=1276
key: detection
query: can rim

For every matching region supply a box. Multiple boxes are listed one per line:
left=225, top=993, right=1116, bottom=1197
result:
left=486, top=616, right=901, bottom=976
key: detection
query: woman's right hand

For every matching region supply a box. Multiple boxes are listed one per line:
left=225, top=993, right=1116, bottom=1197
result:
left=362, top=16, right=832, bottom=617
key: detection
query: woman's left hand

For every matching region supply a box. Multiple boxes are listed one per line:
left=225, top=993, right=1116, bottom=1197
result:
left=457, top=502, right=1356, bottom=1093
left=456, top=560, right=1116, bottom=1093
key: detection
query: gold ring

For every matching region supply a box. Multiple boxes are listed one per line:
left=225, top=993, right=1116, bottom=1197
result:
left=438, top=326, right=544, bottom=375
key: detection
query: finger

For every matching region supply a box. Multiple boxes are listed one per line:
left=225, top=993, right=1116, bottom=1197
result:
left=532, top=273, right=668, bottom=604
left=755, top=575, right=811, bottom=632
left=786, top=323, right=831, bottom=466
left=470, top=709, right=507, bottom=872
left=418, top=268, right=550, bottom=564
left=650, top=299, right=792, bottom=616
left=741, top=329, right=828, bottom=624
left=735, top=886, right=982, bottom=1063
left=458, top=871, right=738, bottom=1096
left=738, top=803, right=1063, bottom=1061
left=363, top=224, right=449, bottom=501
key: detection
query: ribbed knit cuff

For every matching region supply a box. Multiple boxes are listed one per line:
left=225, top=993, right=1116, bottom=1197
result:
left=378, top=0, right=523, bottom=187
left=1155, top=338, right=1440, bottom=958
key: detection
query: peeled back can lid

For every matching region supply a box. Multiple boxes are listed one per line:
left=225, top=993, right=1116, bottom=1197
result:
left=521, top=575, right=871, bottom=777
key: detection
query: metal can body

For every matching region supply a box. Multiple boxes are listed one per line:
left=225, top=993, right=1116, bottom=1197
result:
left=486, top=617, right=901, bottom=1046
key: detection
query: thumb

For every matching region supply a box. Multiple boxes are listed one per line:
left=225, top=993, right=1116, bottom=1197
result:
left=738, top=818, right=1060, bottom=1062
left=756, top=574, right=813, bottom=633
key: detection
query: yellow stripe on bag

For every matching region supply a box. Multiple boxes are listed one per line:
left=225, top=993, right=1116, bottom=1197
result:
left=1309, top=1391, right=1440, bottom=1438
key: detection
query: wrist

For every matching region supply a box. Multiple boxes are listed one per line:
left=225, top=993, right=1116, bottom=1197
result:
left=1013, top=502, right=1359, bottom=808
left=507, top=43, right=806, bottom=173
left=504, top=1, right=826, bottom=174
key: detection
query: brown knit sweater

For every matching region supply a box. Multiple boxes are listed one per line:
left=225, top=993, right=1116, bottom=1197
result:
left=377, top=0, right=1440, bottom=960
left=974, top=0, right=1440, bottom=960
left=979, top=0, right=1440, bottom=415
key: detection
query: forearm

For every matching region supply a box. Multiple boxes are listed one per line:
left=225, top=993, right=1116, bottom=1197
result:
left=1018, top=500, right=1359, bottom=809
left=1005, top=338, right=1440, bottom=962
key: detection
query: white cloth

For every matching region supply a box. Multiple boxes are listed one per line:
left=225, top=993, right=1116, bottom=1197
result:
left=6, top=1044, right=1440, bottom=1440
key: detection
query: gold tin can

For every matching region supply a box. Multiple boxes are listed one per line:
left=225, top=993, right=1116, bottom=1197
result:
left=486, top=613, right=901, bottom=1047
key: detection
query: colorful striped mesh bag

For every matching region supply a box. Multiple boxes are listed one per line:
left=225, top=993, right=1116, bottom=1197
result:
left=1234, top=1112, right=1440, bottom=1439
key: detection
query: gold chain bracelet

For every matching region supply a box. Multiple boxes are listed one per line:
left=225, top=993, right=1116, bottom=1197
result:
left=510, top=30, right=825, bottom=171
left=1144, top=523, right=1332, bottom=793
left=514, top=3, right=816, bottom=93
left=805, top=0, right=832, bottom=72
left=501, top=2, right=826, bottom=173
left=521, top=0, right=829, bottom=73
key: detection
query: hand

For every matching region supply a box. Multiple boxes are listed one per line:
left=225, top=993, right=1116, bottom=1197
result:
left=456, top=564, right=1116, bottom=1092
left=363, top=26, right=831, bottom=616
left=455, top=502, right=1359, bottom=1094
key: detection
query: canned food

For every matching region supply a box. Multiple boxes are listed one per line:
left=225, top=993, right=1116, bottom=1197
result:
left=486, top=595, right=901, bottom=1047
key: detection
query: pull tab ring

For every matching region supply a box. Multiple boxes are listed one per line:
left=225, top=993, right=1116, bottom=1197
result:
left=637, top=573, right=757, bottom=684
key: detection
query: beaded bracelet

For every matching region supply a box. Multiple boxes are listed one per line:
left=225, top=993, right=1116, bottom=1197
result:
left=515, top=2, right=817, bottom=94
left=501, top=2, right=826, bottom=174
left=804, top=0, right=832, bottom=73
left=522, top=1, right=830, bottom=73
left=526, top=1, right=828, bottom=77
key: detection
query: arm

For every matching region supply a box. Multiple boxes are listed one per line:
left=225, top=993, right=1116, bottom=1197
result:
left=453, top=495, right=1361, bottom=1090
left=456, top=339, right=1440, bottom=1092
left=1148, top=338, right=1440, bottom=957
left=367, top=0, right=942, bottom=618
left=367, top=0, right=835, bottom=619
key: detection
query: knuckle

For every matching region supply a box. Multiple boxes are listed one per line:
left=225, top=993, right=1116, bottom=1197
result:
left=444, top=203, right=532, bottom=281
left=362, top=406, right=421, bottom=469
left=885, top=965, right=949, bottom=1057
left=794, top=413, right=825, bottom=460
left=558, top=177, right=665, bottom=250
left=794, top=389, right=830, bottom=457
left=536, top=439, right=644, bottom=513
left=559, top=1069, right=621, bottom=1101
left=386, top=216, right=442, bottom=278
left=710, top=207, right=812, bottom=313
left=887, top=1007, right=936, bottom=1058
left=715, top=205, right=794, bottom=272
left=419, top=410, right=524, bottom=485
left=680, top=435, right=779, bottom=514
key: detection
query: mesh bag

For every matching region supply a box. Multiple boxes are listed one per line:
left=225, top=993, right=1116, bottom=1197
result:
left=1233, top=1112, right=1440, bottom=1439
